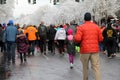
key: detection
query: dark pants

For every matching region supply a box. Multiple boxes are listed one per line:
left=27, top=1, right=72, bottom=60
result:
left=20, top=53, right=26, bottom=63
left=105, top=39, right=115, bottom=57
left=0, top=41, right=4, bottom=52
left=48, top=40, right=55, bottom=53
left=39, top=38, right=46, bottom=54
left=6, top=41, right=16, bottom=63
left=57, top=40, right=65, bottom=54
left=28, top=40, right=36, bottom=55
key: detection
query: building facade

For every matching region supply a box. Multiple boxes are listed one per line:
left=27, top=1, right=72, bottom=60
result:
left=52, top=0, right=84, bottom=5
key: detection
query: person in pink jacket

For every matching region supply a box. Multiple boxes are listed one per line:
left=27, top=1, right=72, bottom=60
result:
left=75, top=12, right=103, bottom=80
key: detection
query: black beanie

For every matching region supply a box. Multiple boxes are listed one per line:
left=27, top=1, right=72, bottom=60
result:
left=84, top=12, right=91, bottom=21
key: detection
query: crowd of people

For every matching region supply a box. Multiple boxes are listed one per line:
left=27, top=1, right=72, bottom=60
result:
left=0, top=12, right=120, bottom=80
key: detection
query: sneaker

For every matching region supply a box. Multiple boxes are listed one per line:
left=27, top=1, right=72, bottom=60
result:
left=112, top=54, right=116, bottom=57
left=108, top=56, right=112, bottom=59
left=70, top=63, right=73, bottom=69
left=44, top=52, right=46, bottom=55
left=103, top=50, right=107, bottom=55
left=42, top=53, right=46, bottom=57
left=12, top=61, right=15, bottom=64
left=60, top=53, right=64, bottom=57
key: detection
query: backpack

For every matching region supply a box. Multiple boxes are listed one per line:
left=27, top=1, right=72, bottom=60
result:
left=38, top=25, right=47, bottom=38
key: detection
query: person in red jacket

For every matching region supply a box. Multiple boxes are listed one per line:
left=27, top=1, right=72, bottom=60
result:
left=74, top=12, right=103, bottom=80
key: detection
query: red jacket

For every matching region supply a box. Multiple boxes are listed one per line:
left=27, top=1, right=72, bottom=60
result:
left=75, top=21, right=103, bottom=54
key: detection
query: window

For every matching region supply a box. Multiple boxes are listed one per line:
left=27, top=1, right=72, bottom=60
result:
left=0, top=0, right=6, bottom=4
left=75, top=0, right=79, bottom=2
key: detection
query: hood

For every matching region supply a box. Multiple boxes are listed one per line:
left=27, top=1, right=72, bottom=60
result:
left=59, top=28, right=65, bottom=33
left=67, top=28, right=73, bottom=35
left=8, top=20, right=14, bottom=25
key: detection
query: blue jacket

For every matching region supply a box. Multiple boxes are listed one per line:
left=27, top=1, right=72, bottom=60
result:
left=5, top=25, right=18, bottom=42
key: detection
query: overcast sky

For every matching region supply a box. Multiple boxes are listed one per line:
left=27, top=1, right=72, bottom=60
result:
left=13, top=0, right=51, bottom=18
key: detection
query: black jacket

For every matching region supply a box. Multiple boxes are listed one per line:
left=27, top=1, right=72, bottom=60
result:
left=48, top=26, right=56, bottom=40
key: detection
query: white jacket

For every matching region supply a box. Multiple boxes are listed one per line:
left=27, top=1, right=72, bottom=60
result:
left=54, top=28, right=66, bottom=40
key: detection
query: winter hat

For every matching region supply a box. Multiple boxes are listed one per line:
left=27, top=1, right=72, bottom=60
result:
left=2, top=23, right=6, bottom=28
left=67, top=28, right=73, bottom=35
left=2, top=23, right=6, bottom=26
left=8, top=20, right=14, bottom=25
left=84, top=12, right=91, bottom=21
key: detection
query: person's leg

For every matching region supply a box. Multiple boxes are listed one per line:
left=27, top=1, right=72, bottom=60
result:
left=0, top=41, right=3, bottom=52
left=39, top=39, right=43, bottom=54
left=43, top=39, right=46, bottom=55
left=50, top=40, right=53, bottom=53
left=23, top=53, right=27, bottom=62
left=61, top=40, right=65, bottom=53
left=31, top=41, right=36, bottom=56
left=69, top=54, right=74, bottom=63
left=48, top=40, right=51, bottom=52
left=7, top=42, right=11, bottom=64
left=69, top=54, right=74, bottom=69
left=52, top=40, right=55, bottom=54
left=58, top=40, right=64, bottom=54
left=11, top=43, right=16, bottom=64
left=28, top=41, right=32, bottom=56
left=20, top=53, right=23, bottom=63
left=106, top=43, right=111, bottom=57
left=57, top=40, right=62, bottom=54
left=80, top=54, right=90, bottom=80
left=90, top=53, right=101, bottom=80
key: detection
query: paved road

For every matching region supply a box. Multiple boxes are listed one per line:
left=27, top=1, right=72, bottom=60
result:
left=7, top=50, right=120, bottom=80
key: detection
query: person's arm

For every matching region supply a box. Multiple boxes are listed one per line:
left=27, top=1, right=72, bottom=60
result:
left=98, top=28, right=103, bottom=42
left=74, top=27, right=82, bottom=43
left=54, top=30, right=59, bottom=40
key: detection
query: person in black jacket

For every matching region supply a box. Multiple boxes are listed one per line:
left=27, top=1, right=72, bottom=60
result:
left=102, top=23, right=117, bottom=58
left=38, top=21, right=48, bottom=55
left=48, top=25, right=56, bottom=55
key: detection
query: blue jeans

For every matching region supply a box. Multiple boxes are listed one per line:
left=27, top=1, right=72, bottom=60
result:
left=7, top=41, right=16, bottom=63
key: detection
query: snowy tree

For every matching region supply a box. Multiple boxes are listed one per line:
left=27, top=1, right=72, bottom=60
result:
left=16, top=0, right=120, bottom=26
left=0, top=0, right=14, bottom=23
